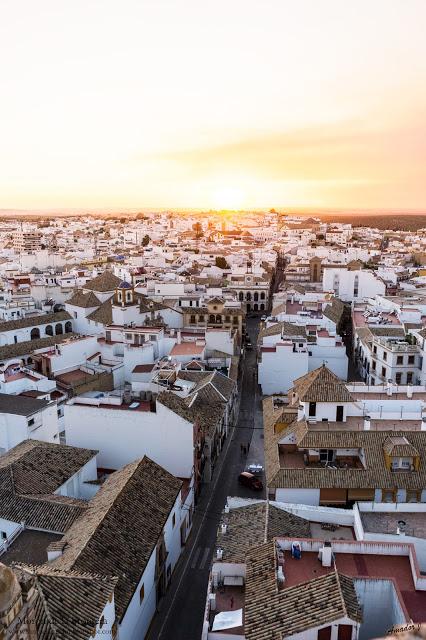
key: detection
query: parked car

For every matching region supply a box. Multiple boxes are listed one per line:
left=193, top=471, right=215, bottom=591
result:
left=238, top=471, right=263, bottom=491
left=246, top=342, right=253, bottom=350
left=246, top=463, right=263, bottom=475
left=261, top=315, right=267, bottom=321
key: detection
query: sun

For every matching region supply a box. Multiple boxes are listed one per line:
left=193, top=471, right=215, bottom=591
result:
left=212, top=186, right=245, bottom=211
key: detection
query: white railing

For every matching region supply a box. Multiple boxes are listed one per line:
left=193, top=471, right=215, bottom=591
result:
left=0, top=523, right=24, bottom=557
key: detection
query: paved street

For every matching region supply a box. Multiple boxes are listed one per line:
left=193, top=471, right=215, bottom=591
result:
left=147, top=317, right=264, bottom=640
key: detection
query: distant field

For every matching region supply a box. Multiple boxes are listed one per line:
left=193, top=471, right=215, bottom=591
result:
left=319, top=214, right=426, bottom=231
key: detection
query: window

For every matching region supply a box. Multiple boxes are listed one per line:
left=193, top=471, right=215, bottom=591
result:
left=233, top=317, right=238, bottom=324
left=99, top=615, right=105, bottom=629
left=407, top=372, right=413, bottom=384
left=139, top=584, right=145, bottom=604
left=308, top=402, right=316, bottom=417
left=372, top=360, right=376, bottom=371
left=199, top=315, right=204, bottom=322
left=353, top=275, right=359, bottom=297
left=406, top=490, right=419, bottom=503
left=190, top=315, right=196, bottom=324
left=381, top=367, right=386, bottom=378
left=172, top=513, right=176, bottom=528
left=373, top=345, right=377, bottom=354
left=74, top=311, right=77, bottom=319
left=1, top=531, right=6, bottom=540
left=397, top=355, right=403, bottom=365
left=382, top=489, right=394, bottom=503
left=28, top=418, right=35, bottom=427
left=383, top=351, right=387, bottom=361
left=408, top=355, right=415, bottom=364
left=395, top=372, right=402, bottom=384
left=225, top=315, right=231, bottom=323
left=125, top=333, right=132, bottom=340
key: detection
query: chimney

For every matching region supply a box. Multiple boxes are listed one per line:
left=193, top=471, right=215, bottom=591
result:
left=220, top=523, right=227, bottom=534
left=177, top=330, right=182, bottom=345
left=407, top=384, right=413, bottom=399
left=277, top=565, right=285, bottom=589
left=363, top=416, right=371, bottom=431
left=216, top=548, right=223, bottom=560
left=319, top=541, right=332, bottom=567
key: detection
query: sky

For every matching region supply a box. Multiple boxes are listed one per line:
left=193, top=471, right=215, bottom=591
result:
left=1, top=0, right=426, bottom=211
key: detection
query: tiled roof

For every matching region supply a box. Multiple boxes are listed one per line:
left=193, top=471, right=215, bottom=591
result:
left=258, top=321, right=306, bottom=343
left=0, top=311, right=71, bottom=333
left=178, top=370, right=235, bottom=402
left=0, top=332, right=79, bottom=362
left=0, top=440, right=97, bottom=495
left=216, top=502, right=310, bottom=563
left=268, top=422, right=426, bottom=490
left=383, top=435, right=419, bottom=458
left=323, top=297, right=346, bottom=325
left=66, top=290, right=101, bottom=309
left=53, top=457, right=182, bottom=621
left=83, top=271, right=121, bottom=292
left=293, top=366, right=355, bottom=403
left=162, top=371, right=234, bottom=436
left=139, top=295, right=169, bottom=313
left=0, top=440, right=95, bottom=532
left=370, top=327, right=406, bottom=337
left=87, top=298, right=113, bottom=325
left=158, top=389, right=226, bottom=437
left=244, top=542, right=362, bottom=640
left=15, top=564, right=117, bottom=640
left=0, top=392, right=49, bottom=416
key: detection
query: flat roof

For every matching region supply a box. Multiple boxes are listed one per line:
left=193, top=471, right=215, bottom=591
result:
left=1, top=529, right=62, bottom=566
left=282, top=549, right=424, bottom=622
left=0, top=392, right=50, bottom=416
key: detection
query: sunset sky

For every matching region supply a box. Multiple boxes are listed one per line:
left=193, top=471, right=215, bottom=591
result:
left=1, top=0, right=425, bottom=210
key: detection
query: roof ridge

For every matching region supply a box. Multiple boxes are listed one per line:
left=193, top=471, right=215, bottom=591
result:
left=57, top=459, right=142, bottom=569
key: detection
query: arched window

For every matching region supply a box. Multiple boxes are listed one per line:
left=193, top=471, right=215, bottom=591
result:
left=190, top=315, right=196, bottom=324
left=209, top=314, right=215, bottom=323
left=260, top=292, right=265, bottom=300
left=254, top=303, right=258, bottom=311
left=238, top=291, right=244, bottom=301
left=354, top=275, right=359, bottom=298
left=65, top=321, right=73, bottom=333
left=55, top=323, right=63, bottom=335
left=45, top=325, right=53, bottom=336
left=247, top=303, right=251, bottom=312
left=260, top=303, right=265, bottom=311
left=216, top=314, right=222, bottom=323
left=246, top=292, right=251, bottom=301
left=30, top=328, right=40, bottom=340
left=254, top=292, right=259, bottom=301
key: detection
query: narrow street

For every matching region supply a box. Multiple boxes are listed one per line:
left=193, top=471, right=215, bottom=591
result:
left=147, top=317, right=264, bottom=640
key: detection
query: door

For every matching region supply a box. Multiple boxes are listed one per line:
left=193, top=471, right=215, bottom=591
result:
left=338, top=625, right=353, bottom=640
left=336, top=405, right=344, bottom=422
left=318, top=626, right=332, bottom=640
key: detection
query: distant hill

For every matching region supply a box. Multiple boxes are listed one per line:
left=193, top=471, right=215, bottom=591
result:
left=319, top=214, right=426, bottom=232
